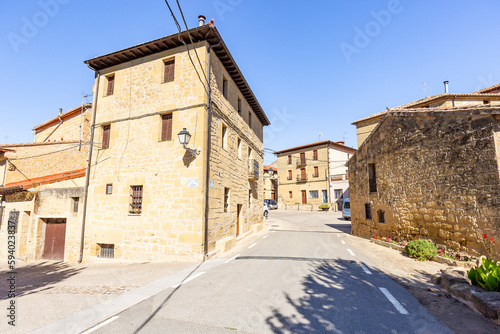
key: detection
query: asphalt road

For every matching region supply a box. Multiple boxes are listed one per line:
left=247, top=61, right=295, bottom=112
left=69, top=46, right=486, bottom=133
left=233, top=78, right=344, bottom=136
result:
left=86, top=210, right=453, bottom=334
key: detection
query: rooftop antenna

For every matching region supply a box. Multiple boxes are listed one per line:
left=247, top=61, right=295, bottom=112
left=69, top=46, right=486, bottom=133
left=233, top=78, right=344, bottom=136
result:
left=342, top=131, right=347, bottom=143
left=422, top=81, right=428, bottom=97
left=318, top=133, right=323, bottom=141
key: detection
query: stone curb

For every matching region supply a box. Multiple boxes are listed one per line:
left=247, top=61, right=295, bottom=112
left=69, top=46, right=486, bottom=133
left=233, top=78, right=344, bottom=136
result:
left=369, top=238, right=475, bottom=269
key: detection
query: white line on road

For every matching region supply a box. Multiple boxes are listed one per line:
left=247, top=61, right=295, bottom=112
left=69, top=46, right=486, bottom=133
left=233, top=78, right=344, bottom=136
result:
left=271, top=231, right=276, bottom=233
left=81, top=316, right=120, bottom=334
left=171, top=272, right=206, bottom=288
left=347, top=249, right=355, bottom=256
left=379, top=287, right=409, bottom=315
left=341, top=240, right=346, bottom=244
left=263, top=235, right=268, bottom=239
left=224, top=254, right=240, bottom=264
left=248, top=243, right=257, bottom=249
left=359, top=263, right=372, bottom=275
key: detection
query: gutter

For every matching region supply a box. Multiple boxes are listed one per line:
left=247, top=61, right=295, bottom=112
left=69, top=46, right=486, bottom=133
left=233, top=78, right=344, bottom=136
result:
left=203, top=40, right=221, bottom=258
left=78, top=72, right=101, bottom=263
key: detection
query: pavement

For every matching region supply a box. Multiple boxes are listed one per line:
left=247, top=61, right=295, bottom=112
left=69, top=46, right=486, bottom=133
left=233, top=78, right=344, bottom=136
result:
left=0, top=209, right=497, bottom=333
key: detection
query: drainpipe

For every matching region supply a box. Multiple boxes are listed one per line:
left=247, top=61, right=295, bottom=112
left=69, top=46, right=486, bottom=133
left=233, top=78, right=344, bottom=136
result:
left=203, top=40, right=221, bottom=258
left=327, top=146, right=332, bottom=208
left=78, top=72, right=101, bottom=263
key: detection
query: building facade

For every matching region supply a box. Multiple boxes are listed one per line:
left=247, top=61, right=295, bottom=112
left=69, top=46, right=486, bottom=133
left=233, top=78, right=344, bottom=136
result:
left=263, top=163, right=278, bottom=200
left=82, top=24, right=270, bottom=261
left=275, top=141, right=355, bottom=209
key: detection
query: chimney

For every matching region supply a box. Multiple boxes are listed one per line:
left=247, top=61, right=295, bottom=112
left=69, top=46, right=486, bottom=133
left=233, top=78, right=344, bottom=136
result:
left=198, top=15, right=206, bottom=26
left=444, top=81, right=449, bottom=94
left=59, top=108, right=63, bottom=115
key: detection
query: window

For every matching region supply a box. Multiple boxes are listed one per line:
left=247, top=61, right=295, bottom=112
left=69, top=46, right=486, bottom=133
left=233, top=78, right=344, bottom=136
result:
left=130, top=186, right=143, bottom=215
left=365, top=203, right=372, bottom=220
left=248, top=190, right=252, bottom=206
left=222, top=124, right=228, bottom=150
left=300, top=168, right=306, bottom=180
left=289, top=191, right=292, bottom=198
left=237, top=98, right=242, bottom=115
left=483, top=100, right=490, bottom=105
left=160, top=114, right=173, bottom=141
left=106, top=184, right=113, bottom=195
left=106, top=75, right=115, bottom=96
left=248, top=111, right=252, bottom=128
left=309, top=190, right=319, bottom=199
left=223, top=77, right=228, bottom=99
left=163, top=58, right=175, bottom=83
left=300, top=152, right=306, bottom=165
left=287, top=155, right=292, bottom=164
left=314, top=166, right=319, bottom=177
left=313, top=150, right=318, bottom=160
left=334, top=189, right=342, bottom=199
left=248, top=147, right=252, bottom=161
left=224, top=187, right=230, bottom=212
left=102, top=125, right=110, bottom=149
left=368, top=163, right=377, bottom=192
left=378, top=210, right=385, bottom=223
left=288, top=170, right=292, bottom=180
left=71, top=197, right=79, bottom=213
left=98, top=244, right=114, bottom=259
left=237, top=138, right=242, bottom=159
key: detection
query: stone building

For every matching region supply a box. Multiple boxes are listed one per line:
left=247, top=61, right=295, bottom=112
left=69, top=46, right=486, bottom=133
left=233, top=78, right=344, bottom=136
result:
left=275, top=141, right=355, bottom=209
left=81, top=22, right=270, bottom=261
left=347, top=104, right=500, bottom=257
left=263, top=163, right=278, bottom=201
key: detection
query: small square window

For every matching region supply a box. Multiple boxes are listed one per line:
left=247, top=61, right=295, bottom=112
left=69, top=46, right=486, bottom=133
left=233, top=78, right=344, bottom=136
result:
left=106, top=184, right=113, bottom=195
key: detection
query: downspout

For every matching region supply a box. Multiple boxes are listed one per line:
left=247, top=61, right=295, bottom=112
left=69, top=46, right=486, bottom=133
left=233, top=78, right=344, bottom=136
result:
left=78, top=72, right=101, bottom=263
left=327, top=146, right=332, bottom=207
left=203, top=40, right=221, bottom=258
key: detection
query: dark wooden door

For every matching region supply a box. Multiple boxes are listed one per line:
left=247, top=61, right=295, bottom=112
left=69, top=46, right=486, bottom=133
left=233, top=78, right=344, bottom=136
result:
left=236, top=204, right=242, bottom=237
left=43, top=219, right=66, bottom=261
left=301, top=190, right=307, bottom=204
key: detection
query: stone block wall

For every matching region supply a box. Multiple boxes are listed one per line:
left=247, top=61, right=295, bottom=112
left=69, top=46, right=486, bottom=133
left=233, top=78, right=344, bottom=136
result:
left=348, top=111, right=500, bottom=257
left=34, top=107, right=91, bottom=143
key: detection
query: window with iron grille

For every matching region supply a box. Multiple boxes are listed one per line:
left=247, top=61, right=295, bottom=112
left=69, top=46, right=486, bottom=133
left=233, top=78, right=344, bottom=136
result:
left=313, top=150, right=318, bottom=160
left=71, top=197, right=79, bottom=213
left=378, top=210, right=385, bottom=223
left=224, top=187, right=230, bottom=213
left=98, top=243, right=114, bottom=259
left=368, top=163, right=377, bottom=193
left=365, top=203, right=372, bottom=220
left=106, top=75, right=115, bottom=96
left=130, top=186, right=143, bottom=215
left=102, top=125, right=110, bottom=149
left=161, top=114, right=172, bottom=141
left=163, top=58, right=175, bottom=83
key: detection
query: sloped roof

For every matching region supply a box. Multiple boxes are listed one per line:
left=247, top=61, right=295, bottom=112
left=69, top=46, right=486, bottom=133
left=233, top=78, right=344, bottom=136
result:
left=3, top=168, right=86, bottom=190
left=84, top=25, right=270, bottom=126
left=473, top=83, right=500, bottom=94
left=274, top=140, right=356, bottom=155
left=33, top=104, right=91, bottom=133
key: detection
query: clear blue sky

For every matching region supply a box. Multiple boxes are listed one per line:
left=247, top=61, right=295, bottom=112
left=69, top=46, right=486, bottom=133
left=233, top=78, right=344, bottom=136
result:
left=1, top=0, right=499, bottom=164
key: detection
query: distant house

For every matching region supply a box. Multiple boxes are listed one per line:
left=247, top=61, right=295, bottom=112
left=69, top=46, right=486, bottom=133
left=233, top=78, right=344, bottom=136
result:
left=275, top=141, right=355, bottom=210
left=347, top=104, right=500, bottom=257
left=263, top=162, right=278, bottom=201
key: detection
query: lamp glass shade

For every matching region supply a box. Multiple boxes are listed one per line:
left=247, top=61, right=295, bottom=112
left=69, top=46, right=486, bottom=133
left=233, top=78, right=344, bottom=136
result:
left=178, top=128, right=191, bottom=145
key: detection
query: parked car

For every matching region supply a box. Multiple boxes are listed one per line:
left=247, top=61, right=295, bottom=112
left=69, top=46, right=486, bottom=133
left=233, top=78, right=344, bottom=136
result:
left=264, top=199, right=278, bottom=210
left=263, top=203, right=269, bottom=218
left=342, top=198, right=351, bottom=220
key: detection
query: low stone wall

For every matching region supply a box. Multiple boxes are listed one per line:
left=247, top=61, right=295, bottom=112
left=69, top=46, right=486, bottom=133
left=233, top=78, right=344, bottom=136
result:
left=282, top=203, right=335, bottom=212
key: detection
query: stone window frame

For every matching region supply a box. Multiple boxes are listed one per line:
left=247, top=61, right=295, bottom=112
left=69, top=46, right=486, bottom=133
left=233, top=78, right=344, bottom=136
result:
left=287, top=155, right=292, bottom=165
left=162, top=57, right=175, bottom=84
left=106, top=184, right=113, bottom=195
left=313, top=166, right=319, bottom=178
left=377, top=209, right=385, bottom=223
left=287, top=170, right=292, bottom=180
left=313, top=150, right=318, bottom=160
left=101, top=124, right=111, bottom=150
left=130, top=185, right=143, bottom=215
left=309, top=190, right=319, bottom=199
left=105, top=74, right=115, bottom=96
left=159, top=113, right=173, bottom=142
left=365, top=203, right=372, bottom=220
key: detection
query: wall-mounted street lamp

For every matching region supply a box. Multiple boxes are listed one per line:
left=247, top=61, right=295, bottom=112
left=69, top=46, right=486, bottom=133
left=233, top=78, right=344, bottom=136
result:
left=178, top=128, right=200, bottom=159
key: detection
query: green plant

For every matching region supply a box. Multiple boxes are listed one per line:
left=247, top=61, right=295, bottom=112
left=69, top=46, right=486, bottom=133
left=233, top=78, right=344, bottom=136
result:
left=294, top=202, right=300, bottom=205
left=468, top=258, right=500, bottom=292
left=319, top=204, right=330, bottom=211
left=404, top=240, right=437, bottom=261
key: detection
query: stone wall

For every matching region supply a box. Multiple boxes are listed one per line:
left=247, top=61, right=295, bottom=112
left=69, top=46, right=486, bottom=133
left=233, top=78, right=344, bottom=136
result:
left=348, top=110, right=500, bottom=257
left=34, top=107, right=91, bottom=143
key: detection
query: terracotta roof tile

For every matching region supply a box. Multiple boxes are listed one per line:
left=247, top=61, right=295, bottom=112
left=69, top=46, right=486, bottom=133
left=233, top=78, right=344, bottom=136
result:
left=4, top=168, right=86, bottom=190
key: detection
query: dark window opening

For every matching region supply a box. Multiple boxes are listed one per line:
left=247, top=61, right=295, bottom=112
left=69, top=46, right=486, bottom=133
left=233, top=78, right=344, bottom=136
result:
left=223, top=77, right=228, bottom=99
left=365, top=203, right=372, bottom=220
left=378, top=210, right=385, bottom=223
left=368, top=163, right=377, bottom=193
left=99, top=243, right=114, bottom=258
left=237, top=98, right=242, bottom=115
left=106, top=184, right=113, bottom=195
left=483, top=100, right=490, bottom=104
left=71, top=197, right=79, bottom=213
left=224, top=187, right=230, bottom=212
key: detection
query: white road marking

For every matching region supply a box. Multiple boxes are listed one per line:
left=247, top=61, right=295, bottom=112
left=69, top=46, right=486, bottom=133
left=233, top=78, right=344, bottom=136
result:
left=263, top=235, right=268, bottom=239
left=347, top=249, right=355, bottom=256
left=341, top=240, right=346, bottom=245
left=248, top=243, right=257, bottom=249
left=224, top=254, right=240, bottom=264
left=171, top=272, right=206, bottom=288
left=359, top=263, right=372, bottom=275
left=81, top=316, right=120, bottom=334
left=271, top=231, right=276, bottom=233
left=379, top=287, right=409, bottom=315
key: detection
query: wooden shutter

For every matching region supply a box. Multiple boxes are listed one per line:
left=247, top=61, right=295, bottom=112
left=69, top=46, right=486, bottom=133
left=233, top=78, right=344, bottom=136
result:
left=102, top=125, right=110, bottom=149
left=161, top=114, right=172, bottom=141
left=164, top=59, right=175, bottom=83
left=313, top=150, right=318, bottom=160
left=314, top=166, right=319, bottom=177
left=106, top=75, right=114, bottom=96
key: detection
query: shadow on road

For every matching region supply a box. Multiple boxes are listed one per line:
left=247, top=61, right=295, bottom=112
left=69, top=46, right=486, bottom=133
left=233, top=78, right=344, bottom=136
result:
left=0, top=261, right=83, bottom=300
left=325, top=223, right=351, bottom=234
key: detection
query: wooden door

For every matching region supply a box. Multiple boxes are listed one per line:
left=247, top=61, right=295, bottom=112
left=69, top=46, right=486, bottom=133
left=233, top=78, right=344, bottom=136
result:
left=236, top=204, right=242, bottom=237
left=43, top=219, right=66, bottom=261
left=301, top=190, right=307, bottom=204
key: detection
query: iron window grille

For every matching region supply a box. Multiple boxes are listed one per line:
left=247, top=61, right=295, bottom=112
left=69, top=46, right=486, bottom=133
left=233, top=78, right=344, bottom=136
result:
left=99, top=244, right=114, bottom=258
left=130, top=186, right=143, bottom=215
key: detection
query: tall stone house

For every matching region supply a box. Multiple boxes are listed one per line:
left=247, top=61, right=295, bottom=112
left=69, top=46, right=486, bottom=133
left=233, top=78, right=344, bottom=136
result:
left=0, top=104, right=91, bottom=262
left=263, top=162, right=278, bottom=200
left=82, top=22, right=270, bottom=261
left=275, top=141, right=355, bottom=209
left=348, top=84, right=500, bottom=257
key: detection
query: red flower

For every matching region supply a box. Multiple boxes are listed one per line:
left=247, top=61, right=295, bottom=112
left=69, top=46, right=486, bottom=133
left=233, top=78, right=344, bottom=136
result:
left=483, top=234, right=487, bottom=239
left=491, top=238, right=495, bottom=242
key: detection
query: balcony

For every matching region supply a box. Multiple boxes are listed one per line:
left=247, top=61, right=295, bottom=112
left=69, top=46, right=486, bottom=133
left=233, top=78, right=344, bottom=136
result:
left=296, top=159, right=307, bottom=168
left=296, top=175, right=308, bottom=183
left=248, top=159, right=259, bottom=181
